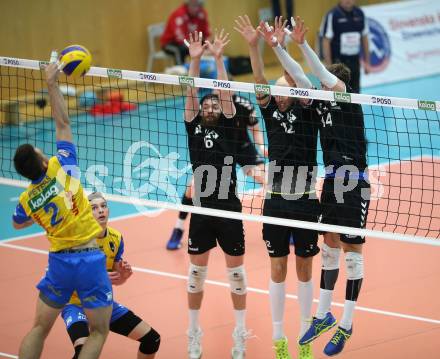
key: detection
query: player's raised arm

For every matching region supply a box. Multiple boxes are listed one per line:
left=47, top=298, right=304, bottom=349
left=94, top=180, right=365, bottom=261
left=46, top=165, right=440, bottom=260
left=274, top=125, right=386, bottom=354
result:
left=45, top=61, right=73, bottom=142
left=288, top=16, right=346, bottom=92
left=184, top=31, right=208, bottom=122
left=234, top=15, right=270, bottom=106
left=206, top=29, right=235, bottom=118
left=258, top=16, right=313, bottom=90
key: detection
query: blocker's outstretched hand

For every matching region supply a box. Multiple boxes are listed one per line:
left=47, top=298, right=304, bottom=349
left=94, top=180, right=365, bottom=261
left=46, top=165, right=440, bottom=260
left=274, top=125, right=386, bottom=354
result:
left=186, top=31, right=208, bottom=59
left=206, top=29, right=230, bottom=59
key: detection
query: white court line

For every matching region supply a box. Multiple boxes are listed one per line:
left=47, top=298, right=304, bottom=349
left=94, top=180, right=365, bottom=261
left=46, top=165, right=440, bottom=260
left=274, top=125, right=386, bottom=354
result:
left=1, top=241, right=439, bottom=326
left=0, top=353, right=17, bottom=359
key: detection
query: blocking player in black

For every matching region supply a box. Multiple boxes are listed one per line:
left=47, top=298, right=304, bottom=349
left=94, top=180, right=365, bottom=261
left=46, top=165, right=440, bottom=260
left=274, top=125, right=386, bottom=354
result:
left=183, top=30, right=250, bottom=359
left=166, top=93, right=267, bottom=250
left=236, top=15, right=320, bottom=359
left=282, top=16, right=370, bottom=356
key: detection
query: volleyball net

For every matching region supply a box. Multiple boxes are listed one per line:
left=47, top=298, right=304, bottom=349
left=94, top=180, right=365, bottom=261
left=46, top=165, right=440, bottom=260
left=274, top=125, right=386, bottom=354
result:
left=1, top=56, right=439, bottom=244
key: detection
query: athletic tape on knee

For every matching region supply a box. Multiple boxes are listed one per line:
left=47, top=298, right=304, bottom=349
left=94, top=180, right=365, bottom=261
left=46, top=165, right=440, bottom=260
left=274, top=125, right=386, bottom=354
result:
left=227, top=265, right=247, bottom=295
left=187, top=264, right=208, bottom=293
left=345, top=252, right=364, bottom=280
left=321, top=243, right=341, bottom=270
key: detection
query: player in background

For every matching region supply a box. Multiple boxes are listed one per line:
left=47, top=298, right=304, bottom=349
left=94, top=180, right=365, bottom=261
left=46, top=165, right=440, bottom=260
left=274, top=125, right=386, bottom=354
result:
left=12, top=59, right=112, bottom=359
left=62, top=192, right=160, bottom=359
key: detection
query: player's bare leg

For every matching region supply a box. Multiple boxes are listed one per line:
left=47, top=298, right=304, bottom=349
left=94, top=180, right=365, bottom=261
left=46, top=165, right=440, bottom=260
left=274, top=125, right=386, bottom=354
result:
left=187, top=251, right=210, bottom=359
left=79, top=305, right=112, bottom=359
left=18, top=297, right=61, bottom=359
left=168, top=182, right=193, bottom=250
left=225, top=253, right=249, bottom=358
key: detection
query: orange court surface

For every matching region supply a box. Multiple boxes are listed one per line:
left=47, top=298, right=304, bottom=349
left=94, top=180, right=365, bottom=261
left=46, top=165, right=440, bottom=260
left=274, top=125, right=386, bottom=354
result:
left=0, top=158, right=439, bottom=359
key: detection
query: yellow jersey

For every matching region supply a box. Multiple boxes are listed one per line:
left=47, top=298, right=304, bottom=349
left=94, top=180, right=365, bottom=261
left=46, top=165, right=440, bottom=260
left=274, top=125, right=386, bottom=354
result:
left=13, top=141, right=101, bottom=252
left=69, top=226, right=124, bottom=306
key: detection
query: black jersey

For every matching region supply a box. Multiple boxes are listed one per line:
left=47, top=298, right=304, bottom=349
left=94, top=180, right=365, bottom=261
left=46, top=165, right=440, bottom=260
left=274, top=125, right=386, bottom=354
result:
left=259, top=97, right=319, bottom=192
left=185, top=112, right=239, bottom=208
left=233, top=94, right=258, bottom=147
left=313, top=100, right=367, bottom=172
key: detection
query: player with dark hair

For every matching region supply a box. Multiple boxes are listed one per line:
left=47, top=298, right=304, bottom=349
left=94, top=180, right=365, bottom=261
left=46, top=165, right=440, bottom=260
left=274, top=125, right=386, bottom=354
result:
left=62, top=192, right=160, bottom=359
left=236, top=15, right=320, bottom=359
left=167, top=92, right=267, bottom=250
left=183, top=30, right=250, bottom=359
left=12, top=60, right=112, bottom=359
left=275, top=16, right=369, bottom=356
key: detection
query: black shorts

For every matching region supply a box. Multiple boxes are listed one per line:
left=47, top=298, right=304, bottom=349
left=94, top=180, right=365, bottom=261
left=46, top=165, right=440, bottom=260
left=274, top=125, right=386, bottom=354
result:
left=188, top=213, right=245, bottom=256
left=262, top=194, right=320, bottom=258
left=320, top=177, right=370, bottom=244
left=236, top=142, right=265, bottom=168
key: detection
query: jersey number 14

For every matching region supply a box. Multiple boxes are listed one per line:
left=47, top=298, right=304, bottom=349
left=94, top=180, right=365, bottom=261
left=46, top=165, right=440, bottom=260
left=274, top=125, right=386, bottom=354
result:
left=321, top=112, right=333, bottom=127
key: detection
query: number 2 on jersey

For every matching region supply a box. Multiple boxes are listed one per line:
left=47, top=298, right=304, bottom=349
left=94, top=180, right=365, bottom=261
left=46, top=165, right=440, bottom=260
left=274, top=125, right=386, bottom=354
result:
left=44, top=202, right=63, bottom=226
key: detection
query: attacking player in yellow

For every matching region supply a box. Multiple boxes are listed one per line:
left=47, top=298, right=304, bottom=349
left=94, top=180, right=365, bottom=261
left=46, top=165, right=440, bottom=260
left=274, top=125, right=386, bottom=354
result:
left=61, top=192, right=161, bottom=359
left=12, top=58, right=112, bottom=359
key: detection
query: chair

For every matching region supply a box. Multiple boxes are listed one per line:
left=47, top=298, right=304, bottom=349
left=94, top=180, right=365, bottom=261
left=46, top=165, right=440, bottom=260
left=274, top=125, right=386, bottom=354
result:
left=146, top=22, right=173, bottom=73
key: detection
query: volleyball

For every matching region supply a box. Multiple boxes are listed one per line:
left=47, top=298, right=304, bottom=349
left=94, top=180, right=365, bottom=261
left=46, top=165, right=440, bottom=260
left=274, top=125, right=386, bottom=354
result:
left=59, top=45, right=92, bottom=77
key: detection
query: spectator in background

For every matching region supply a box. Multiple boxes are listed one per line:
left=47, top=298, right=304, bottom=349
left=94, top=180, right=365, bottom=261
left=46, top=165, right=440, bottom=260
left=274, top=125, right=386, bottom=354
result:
left=160, top=0, right=211, bottom=65
left=320, top=0, right=370, bottom=93
left=271, top=1, right=294, bottom=28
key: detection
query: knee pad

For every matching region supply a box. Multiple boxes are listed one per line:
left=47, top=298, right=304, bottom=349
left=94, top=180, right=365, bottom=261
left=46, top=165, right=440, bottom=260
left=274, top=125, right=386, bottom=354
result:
left=72, top=345, right=83, bottom=359
left=227, top=265, right=247, bottom=295
left=321, top=243, right=341, bottom=270
left=139, top=327, right=161, bottom=354
left=187, top=264, right=208, bottom=293
left=345, top=252, right=364, bottom=280
left=67, top=321, right=90, bottom=345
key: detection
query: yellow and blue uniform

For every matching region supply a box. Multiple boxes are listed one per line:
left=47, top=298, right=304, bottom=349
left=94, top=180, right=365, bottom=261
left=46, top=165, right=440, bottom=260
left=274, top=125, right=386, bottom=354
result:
left=12, top=141, right=112, bottom=309
left=62, top=227, right=129, bottom=327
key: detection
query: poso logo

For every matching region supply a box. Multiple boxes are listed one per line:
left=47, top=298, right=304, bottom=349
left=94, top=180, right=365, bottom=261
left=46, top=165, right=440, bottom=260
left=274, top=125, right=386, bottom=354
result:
left=362, top=18, right=391, bottom=73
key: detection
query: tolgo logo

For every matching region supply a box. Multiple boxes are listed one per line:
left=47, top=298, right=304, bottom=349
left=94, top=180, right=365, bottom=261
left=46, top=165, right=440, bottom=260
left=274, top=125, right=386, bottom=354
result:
left=107, top=69, right=123, bottom=79
left=334, top=92, right=351, bottom=103
left=179, top=76, right=195, bottom=87
left=254, top=84, right=271, bottom=96
left=418, top=100, right=436, bottom=111
left=362, top=17, right=391, bottom=73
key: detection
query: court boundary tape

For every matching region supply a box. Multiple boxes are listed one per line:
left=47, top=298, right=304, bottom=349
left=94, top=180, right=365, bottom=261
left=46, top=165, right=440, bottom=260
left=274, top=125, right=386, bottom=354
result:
left=0, top=241, right=439, bottom=325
